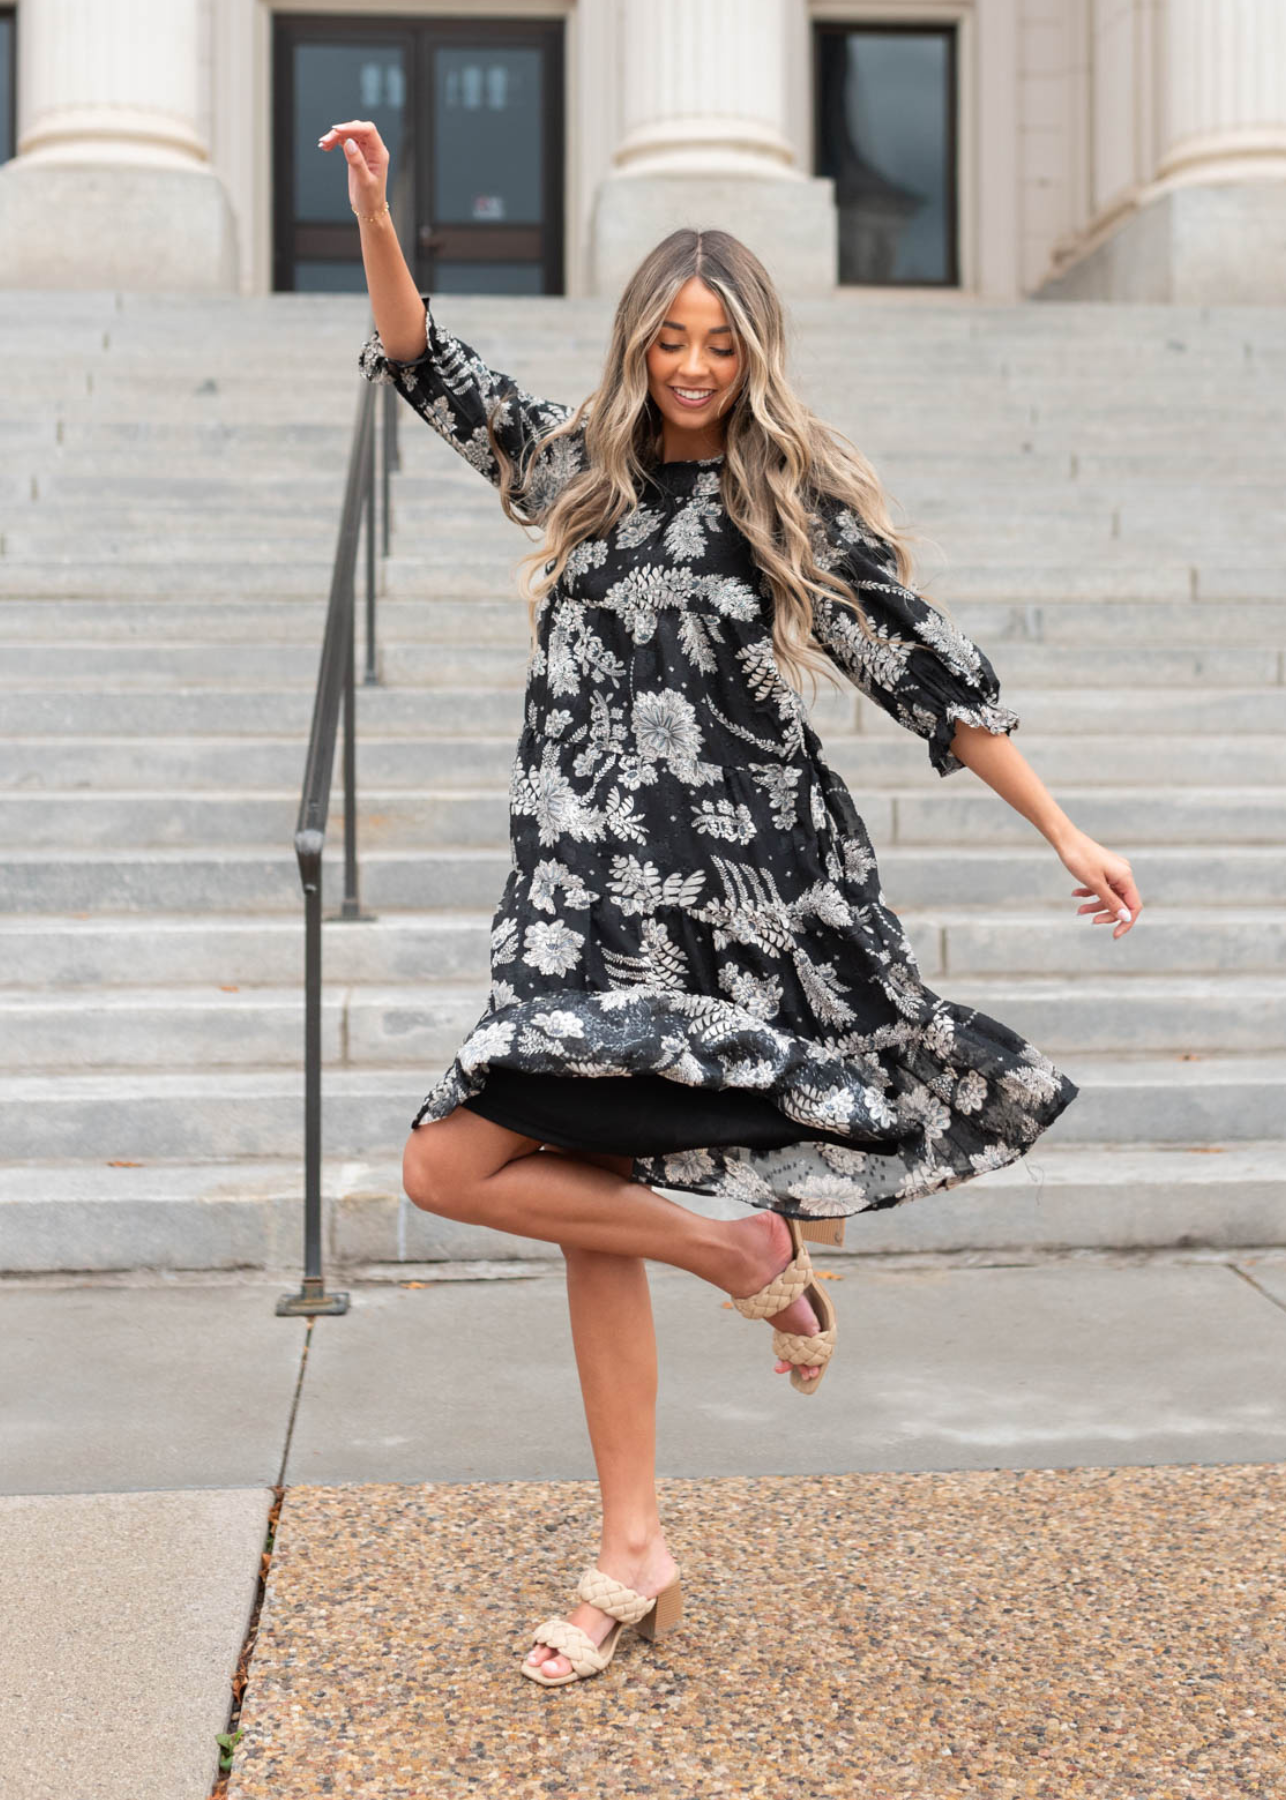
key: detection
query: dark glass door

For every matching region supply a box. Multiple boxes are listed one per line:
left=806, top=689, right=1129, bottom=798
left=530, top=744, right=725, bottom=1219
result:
left=273, top=14, right=565, bottom=294
left=814, top=23, right=958, bottom=287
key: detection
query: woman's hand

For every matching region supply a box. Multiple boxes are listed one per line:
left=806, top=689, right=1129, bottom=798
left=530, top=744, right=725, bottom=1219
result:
left=317, top=120, right=389, bottom=214
left=1056, top=828, right=1142, bottom=940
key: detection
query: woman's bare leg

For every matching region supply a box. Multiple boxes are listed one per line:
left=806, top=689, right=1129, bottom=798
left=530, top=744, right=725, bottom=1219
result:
left=404, top=1106, right=815, bottom=1302
left=403, top=1111, right=824, bottom=1675
left=403, top=1108, right=822, bottom=1381
left=525, top=1146, right=680, bottom=1676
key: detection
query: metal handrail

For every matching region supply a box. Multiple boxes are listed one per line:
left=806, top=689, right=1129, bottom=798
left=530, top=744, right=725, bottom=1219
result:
left=278, top=167, right=412, bottom=1318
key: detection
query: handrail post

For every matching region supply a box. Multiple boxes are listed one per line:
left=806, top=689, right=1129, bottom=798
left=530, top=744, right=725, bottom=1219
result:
left=340, top=587, right=363, bottom=921
left=278, top=831, right=348, bottom=1317
left=363, top=406, right=379, bottom=686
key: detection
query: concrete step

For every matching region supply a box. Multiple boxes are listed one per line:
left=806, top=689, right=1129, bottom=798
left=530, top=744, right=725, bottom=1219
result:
left=1, top=595, right=1284, bottom=648
left=0, top=1052, right=1281, bottom=1159
left=7, top=972, right=1281, bottom=1073
left=4, top=532, right=356, bottom=563
left=12, top=513, right=1285, bottom=564
left=3, top=637, right=1283, bottom=695
left=4, top=904, right=1283, bottom=991
left=2, top=783, right=1280, bottom=851
left=0, top=686, right=528, bottom=737
left=22, top=359, right=1284, bottom=401
left=27, top=401, right=1275, bottom=457
left=6, top=682, right=1285, bottom=739
left=383, top=553, right=1216, bottom=603
left=5, top=842, right=1284, bottom=915
left=30, top=441, right=1286, bottom=489
left=13, top=481, right=1286, bottom=522
left=8, top=317, right=1282, bottom=355
left=0, top=560, right=335, bottom=598
left=20, top=355, right=1286, bottom=401
left=2, top=1140, right=1282, bottom=1274
left=7, top=731, right=1284, bottom=793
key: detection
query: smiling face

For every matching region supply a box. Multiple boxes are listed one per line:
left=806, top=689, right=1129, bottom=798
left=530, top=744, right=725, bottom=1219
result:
left=644, top=276, right=743, bottom=461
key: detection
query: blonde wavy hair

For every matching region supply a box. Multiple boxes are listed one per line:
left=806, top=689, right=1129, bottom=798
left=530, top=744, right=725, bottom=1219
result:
left=486, top=227, right=938, bottom=701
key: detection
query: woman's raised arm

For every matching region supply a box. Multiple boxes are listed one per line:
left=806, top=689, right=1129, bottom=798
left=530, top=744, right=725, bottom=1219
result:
left=319, top=119, right=425, bottom=359
left=319, top=119, right=579, bottom=500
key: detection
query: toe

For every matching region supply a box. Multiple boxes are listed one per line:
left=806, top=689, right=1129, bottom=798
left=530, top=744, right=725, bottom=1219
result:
left=526, top=1641, right=573, bottom=1678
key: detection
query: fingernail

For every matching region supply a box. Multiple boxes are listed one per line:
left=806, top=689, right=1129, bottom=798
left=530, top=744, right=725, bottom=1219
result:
left=1117, top=908, right=1131, bottom=922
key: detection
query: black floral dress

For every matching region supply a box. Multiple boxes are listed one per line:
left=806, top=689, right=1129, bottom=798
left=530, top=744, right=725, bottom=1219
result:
left=358, top=298, right=1078, bottom=1222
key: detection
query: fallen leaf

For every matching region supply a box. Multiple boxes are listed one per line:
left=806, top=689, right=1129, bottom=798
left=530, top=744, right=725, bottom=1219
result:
left=107, top=1160, right=143, bottom=1168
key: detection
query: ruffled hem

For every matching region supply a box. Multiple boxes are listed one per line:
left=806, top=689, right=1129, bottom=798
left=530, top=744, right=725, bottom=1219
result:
left=357, top=298, right=435, bottom=386
left=409, top=985, right=1079, bottom=1221
left=929, top=696, right=1022, bottom=778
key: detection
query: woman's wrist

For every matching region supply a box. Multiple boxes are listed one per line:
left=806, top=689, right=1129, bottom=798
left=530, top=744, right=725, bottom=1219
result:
left=1047, top=820, right=1087, bottom=859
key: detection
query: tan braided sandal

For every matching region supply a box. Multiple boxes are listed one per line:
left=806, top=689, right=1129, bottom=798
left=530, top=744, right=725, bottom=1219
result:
left=521, top=1563, right=684, bottom=1687
left=729, top=1213, right=840, bottom=1395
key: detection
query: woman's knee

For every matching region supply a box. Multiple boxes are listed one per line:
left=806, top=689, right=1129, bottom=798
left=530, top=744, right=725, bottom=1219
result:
left=402, top=1108, right=545, bottom=1216
left=402, top=1122, right=464, bottom=1215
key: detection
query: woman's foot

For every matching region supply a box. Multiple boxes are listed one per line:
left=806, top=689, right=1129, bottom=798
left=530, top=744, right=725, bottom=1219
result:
left=729, top=1211, right=824, bottom=1385
left=525, top=1537, right=680, bottom=1680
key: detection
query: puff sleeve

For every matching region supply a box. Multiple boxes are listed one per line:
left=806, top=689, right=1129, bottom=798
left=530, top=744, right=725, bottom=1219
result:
left=358, top=293, right=584, bottom=509
left=806, top=495, right=1020, bottom=777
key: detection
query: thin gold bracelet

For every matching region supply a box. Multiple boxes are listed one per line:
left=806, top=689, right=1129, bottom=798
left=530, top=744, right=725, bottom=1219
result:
left=352, top=199, right=391, bottom=224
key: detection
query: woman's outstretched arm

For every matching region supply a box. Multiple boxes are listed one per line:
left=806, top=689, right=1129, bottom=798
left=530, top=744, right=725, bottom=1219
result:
left=320, top=118, right=579, bottom=501
left=804, top=492, right=1144, bottom=942
left=320, top=119, right=425, bottom=359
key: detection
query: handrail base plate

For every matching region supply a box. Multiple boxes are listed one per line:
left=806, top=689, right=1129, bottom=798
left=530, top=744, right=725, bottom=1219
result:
left=276, top=1288, right=351, bottom=1316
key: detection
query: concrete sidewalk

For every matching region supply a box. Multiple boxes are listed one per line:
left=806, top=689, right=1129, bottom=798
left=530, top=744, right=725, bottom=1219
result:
left=3, top=1247, right=1285, bottom=1798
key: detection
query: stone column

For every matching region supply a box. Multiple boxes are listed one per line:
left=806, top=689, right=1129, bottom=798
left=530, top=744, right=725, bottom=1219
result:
left=591, top=0, right=835, bottom=296
left=0, top=0, right=238, bottom=290
left=1041, top=0, right=1286, bottom=302
left=1157, top=0, right=1286, bottom=187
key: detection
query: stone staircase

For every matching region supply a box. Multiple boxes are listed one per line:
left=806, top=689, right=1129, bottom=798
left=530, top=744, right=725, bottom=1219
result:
left=2, top=290, right=1283, bottom=1274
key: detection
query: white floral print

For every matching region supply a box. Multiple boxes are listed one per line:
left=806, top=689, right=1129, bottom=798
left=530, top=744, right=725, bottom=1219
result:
left=358, top=296, right=1077, bottom=1220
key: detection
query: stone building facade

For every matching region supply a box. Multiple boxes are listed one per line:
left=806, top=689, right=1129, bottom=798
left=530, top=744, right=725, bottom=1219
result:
left=0, top=0, right=1282, bottom=301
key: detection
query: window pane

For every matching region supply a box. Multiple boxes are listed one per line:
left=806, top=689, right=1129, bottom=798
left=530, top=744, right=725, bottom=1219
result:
left=293, top=41, right=407, bottom=224
left=434, top=47, right=543, bottom=225
left=432, top=261, right=545, bottom=295
left=293, top=259, right=369, bottom=293
left=0, top=13, right=13, bottom=163
left=818, top=30, right=953, bottom=285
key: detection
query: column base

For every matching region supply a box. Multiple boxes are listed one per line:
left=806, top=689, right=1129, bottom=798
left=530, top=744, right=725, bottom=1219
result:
left=0, top=161, right=239, bottom=292
left=1035, top=181, right=1286, bottom=304
left=590, top=174, right=837, bottom=298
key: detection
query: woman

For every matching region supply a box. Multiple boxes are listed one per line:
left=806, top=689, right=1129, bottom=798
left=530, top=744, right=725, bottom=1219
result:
left=321, top=120, right=1142, bottom=1688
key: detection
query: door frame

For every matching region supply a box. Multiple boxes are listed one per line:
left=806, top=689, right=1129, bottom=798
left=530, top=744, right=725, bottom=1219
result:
left=0, top=5, right=17, bottom=164
left=812, top=16, right=961, bottom=289
left=271, top=10, right=566, bottom=293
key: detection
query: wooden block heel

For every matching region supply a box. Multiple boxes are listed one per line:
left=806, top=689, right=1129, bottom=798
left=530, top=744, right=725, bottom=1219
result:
left=634, top=1576, right=683, bottom=1640
left=796, top=1215, right=846, bottom=1248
